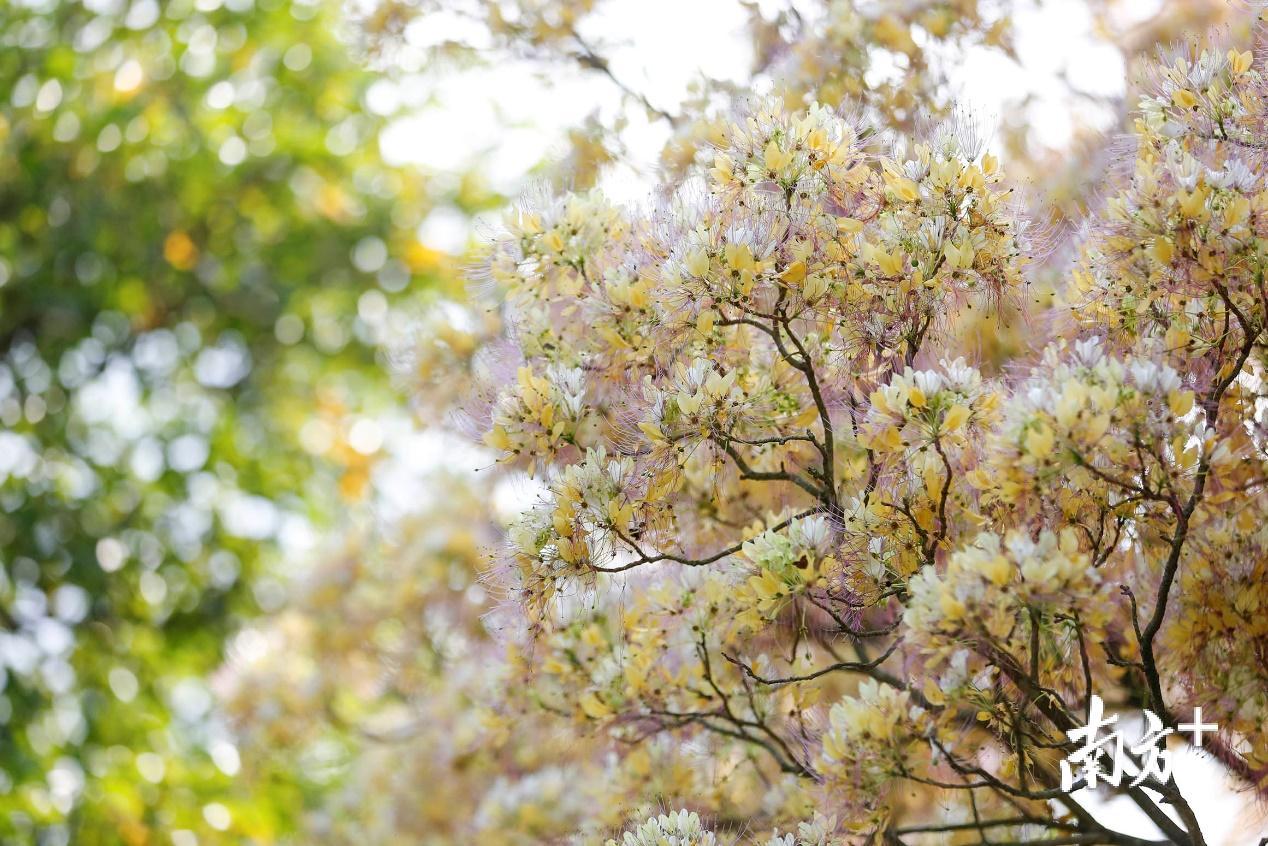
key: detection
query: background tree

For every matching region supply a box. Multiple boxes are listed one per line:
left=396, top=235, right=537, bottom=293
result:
left=0, top=0, right=472, bottom=840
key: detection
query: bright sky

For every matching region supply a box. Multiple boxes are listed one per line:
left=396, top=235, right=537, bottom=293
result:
left=378, top=0, right=1162, bottom=248
left=365, top=1, right=1266, bottom=841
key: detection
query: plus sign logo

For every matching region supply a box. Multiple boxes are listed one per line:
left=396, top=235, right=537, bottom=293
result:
left=1177, top=706, right=1218, bottom=747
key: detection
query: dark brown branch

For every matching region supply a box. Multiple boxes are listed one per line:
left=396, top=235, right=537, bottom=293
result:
left=720, top=641, right=899, bottom=687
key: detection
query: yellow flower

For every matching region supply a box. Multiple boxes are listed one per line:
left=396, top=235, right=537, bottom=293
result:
left=865, top=242, right=905, bottom=275
left=1178, top=186, right=1208, bottom=219
left=764, top=139, right=792, bottom=173
left=747, top=569, right=785, bottom=604
left=803, top=274, right=829, bottom=302
left=685, top=249, right=710, bottom=277
left=981, top=554, right=1011, bottom=587
left=1171, top=88, right=1198, bottom=110
left=724, top=242, right=757, bottom=273
left=1228, top=49, right=1253, bottom=76
left=1024, top=423, right=1054, bottom=459
left=778, top=259, right=807, bottom=285
left=942, top=404, right=970, bottom=432
left=939, top=591, right=966, bottom=621
left=886, top=174, right=921, bottom=203
left=711, top=153, right=734, bottom=184
left=873, top=425, right=904, bottom=452
left=579, top=691, right=612, bottom=719
left=484, top=424, right=511, bottom=451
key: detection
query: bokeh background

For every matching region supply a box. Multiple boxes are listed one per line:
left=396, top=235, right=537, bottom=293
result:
left=0, top=0, right=1263, bottom=843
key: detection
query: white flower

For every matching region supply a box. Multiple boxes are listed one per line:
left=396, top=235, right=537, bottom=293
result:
left=1212, top=158, right=1258, bottom=192
left=912, top=369, right=945, bottom=399
left=790, top=515, right=832, bottom=555
left=743, top=528, right=796, bottom=571
left=1129, top=359, right=1180, bottom=394
left=941, top=357, right=981, bottom=392
left=1165, top=142, right=1203, bottom=191
left=609, top=810, right=717, bottom=846
left=1072, top=336, right=1105, bottom=368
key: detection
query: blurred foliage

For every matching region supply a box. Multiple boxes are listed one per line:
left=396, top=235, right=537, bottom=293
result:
left=0, top=0, right=467, bottom=841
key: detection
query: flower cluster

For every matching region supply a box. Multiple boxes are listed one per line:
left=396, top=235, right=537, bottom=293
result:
left=1072, top=44, right=1268, bottom=395
left=605, top=810, right=717, bottom=846
left=762, top=813, right=843, bottom=846
left=763, top=1, right=1014, bottom=133
left=818, top=680, right=928, bottom=830
left=904, top=529, right=1106, bottom=696
left=863, top=358, right=993, bottom=449
left=985, top=337, right=1201, bottom=511
left=737, top=515, right=834, bottom=625
left=484, top=364, right=593, bottom=469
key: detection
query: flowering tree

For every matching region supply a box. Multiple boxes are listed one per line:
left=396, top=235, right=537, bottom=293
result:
left=466, top=31, right=1268, bottom=846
